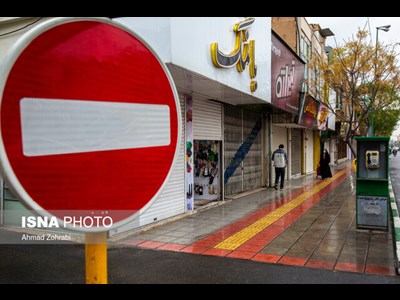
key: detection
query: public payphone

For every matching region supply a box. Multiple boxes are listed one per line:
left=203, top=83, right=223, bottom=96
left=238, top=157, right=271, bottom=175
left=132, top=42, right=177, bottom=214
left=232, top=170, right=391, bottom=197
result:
left=355, top=137, right=389, bottom=230
left=365, top=150, right=380, bottom=169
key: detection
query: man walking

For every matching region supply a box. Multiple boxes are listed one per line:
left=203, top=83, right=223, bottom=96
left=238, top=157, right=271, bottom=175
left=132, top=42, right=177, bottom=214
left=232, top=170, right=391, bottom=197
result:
left=271, top=144, right=288, bottom=190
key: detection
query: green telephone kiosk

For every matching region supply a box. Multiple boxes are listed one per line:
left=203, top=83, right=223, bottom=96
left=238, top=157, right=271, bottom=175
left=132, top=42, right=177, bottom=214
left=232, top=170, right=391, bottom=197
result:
left=355, top=137, right=389, bottom=230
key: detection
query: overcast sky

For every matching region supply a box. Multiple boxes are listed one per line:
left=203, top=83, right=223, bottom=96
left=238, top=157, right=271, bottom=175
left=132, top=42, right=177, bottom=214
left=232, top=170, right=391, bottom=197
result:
left=307, top=17, right=400, bottom=139
left=306, top=17, right=400, bottom=47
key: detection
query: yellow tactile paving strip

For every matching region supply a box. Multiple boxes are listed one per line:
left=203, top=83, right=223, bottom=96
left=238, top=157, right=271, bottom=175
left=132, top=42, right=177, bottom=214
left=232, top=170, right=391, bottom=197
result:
left=214, top=168, right=349, bottom=250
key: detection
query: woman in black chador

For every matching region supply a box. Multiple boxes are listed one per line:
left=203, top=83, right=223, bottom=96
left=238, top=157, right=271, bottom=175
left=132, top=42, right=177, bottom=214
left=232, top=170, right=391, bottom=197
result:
left=319, top=149, right=332, bottom=179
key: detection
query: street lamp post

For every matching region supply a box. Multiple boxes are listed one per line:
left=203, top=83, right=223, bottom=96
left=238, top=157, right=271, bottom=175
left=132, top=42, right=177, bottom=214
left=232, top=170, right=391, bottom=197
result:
left=369, top=25, right=391, bottom=137
left=376, top=25, right=391, bottom=62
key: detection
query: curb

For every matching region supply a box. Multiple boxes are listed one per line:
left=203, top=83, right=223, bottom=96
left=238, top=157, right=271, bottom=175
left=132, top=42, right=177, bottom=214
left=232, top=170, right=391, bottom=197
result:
left=389, top=180, right=400, bottom=274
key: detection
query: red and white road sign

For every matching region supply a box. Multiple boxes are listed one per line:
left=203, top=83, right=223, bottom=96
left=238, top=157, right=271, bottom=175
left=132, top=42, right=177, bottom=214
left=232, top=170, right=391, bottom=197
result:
left=0, top=18, right=180, bottom=231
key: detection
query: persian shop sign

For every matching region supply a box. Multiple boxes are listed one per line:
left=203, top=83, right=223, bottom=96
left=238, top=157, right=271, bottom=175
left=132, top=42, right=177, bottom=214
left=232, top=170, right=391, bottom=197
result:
left=210, top=18, right=257, bottom=92
left=317, top=102, right=330, bottom=131
left=271, top=32, right=305, bottom=114
left=297, top=94, right=319, bottom=129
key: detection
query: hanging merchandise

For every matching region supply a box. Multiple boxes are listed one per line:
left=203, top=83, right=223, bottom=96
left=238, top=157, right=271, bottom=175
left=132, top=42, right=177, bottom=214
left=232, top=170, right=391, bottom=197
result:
left=193, top=140, right=220, bottom=201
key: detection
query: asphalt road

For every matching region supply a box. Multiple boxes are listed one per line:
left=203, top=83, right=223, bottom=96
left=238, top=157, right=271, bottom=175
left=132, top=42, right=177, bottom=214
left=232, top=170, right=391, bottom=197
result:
left=390, top=154, right=400, bottom=209
left=0, top=238, right=399, bottom=284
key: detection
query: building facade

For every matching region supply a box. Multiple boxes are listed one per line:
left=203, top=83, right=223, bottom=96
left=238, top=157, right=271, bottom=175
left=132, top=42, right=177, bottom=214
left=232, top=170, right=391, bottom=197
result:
left=0, top=17, right=350, bottom=236
left=272, top=17, right=349, bottom=177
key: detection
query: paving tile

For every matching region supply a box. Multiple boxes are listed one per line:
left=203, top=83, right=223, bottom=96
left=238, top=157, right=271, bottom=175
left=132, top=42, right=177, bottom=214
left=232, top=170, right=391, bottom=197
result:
left=137, top=240, right=165, bottom=249
left=259, top=246, right=289, bottom=256
left=206, top=231, right=230, bottom=240
left=345, top=230, right=370, bottom=239
left=337, top=255, right=366, bottom=264
left=163, top=230, right=190, bottom=238
left=322, top=234, right=346, bottom=241
left=295, top=237, right=322, bottom=246
left=151, top=235, right=180, bottom=243
left=236, top=244, right=265, bottom=252
left=315, top=244, right=343, bottom=254
left=330, top=224, right=351, bottom=231
left=326, top=229, right=348, bottom=235
left=251, top=253, right=281, bottom=263
left=149, top=228, right=175, bottom=235
left=254, top=231, right=280, bottom=240
left=192, top=240, right=219, bottom=248
left=179, top=245, right=209, bottom=254
left=340, top=247, right=367, bottom=256
left=318, top=238, right=344, bottom=246
left=162, top=223, right=186, bottom=231
left=365, top=265, right=396, bottom=276
left=289, top=243, right=319, bottom=252
left=284, top=250, right=312, bottom=259
left=136, top=233, right=160, bottom=240
left=276, top=232, right=303, bottom=241
left=306, top=259, right=335, bottom=270
left=281, top=228, right=307, bottom=235
left=266, top=239, right=296, bottom=249
left=344, top=239, right=369, bottom=247
left=118, top=239, right=144, bottom=246
left=245, top=238, right=270, bottom=246
left=367, top=250, right=395, bottom=259
left=157, top=243, right=187, bottom=251
left=310, top=251, right=339, bottom=262
left=300, top=229, right=328, bottom=239
left=278, top=256, right=307, bottom=266
left=202, top=248, right=231, bottom=257
left=369, top=240, right=395, bottom=248
left=227, top=251, right=256, bottom=260
left=370, top=232, right=393, bottom=240
left=334, top=262, right=363, bottom=273
left=172, top=237, right=200, bottom=245
left=198, top=235, right=224, bottom=243
left=366, top=256, right=396, bottom=266
left=308, top=224, right=331, bottom=230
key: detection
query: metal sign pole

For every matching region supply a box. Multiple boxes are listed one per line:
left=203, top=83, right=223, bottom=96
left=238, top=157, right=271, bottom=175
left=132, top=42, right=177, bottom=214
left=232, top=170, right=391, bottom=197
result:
left=85, top=231, right=108, bottom=284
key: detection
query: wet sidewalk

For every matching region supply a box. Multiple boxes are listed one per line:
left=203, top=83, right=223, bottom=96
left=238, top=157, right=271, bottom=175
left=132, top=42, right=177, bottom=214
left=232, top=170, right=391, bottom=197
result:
left=113, top=162, right=397, bottom=276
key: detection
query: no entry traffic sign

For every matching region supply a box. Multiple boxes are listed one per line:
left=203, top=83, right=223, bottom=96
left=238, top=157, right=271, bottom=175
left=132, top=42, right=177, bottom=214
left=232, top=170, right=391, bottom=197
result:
left=0, top=17, right=181, bottom=231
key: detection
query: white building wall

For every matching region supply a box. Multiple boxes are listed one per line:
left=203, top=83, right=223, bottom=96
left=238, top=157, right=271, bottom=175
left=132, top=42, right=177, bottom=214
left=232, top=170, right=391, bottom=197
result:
left=116, top=17, right=272, bottom=102
left=113, top=17, right=172, bottom=63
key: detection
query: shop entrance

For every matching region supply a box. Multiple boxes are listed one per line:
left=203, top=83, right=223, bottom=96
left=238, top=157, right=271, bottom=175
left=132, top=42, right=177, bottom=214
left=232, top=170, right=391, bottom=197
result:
left=193, top=140, right=221, bottom=207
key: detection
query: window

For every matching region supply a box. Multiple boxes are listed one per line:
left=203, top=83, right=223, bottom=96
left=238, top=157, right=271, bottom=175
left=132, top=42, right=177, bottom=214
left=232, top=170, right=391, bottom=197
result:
left=335, top=90, right=342, bottom=109
left=300, top=35, right=310, bottom=93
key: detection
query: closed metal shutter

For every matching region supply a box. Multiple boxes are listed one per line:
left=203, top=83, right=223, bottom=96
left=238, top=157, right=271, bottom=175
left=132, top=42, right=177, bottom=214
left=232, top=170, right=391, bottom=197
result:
left=224, top=105, right=262, bottom=196
left=224, top=105, right=242, bottom=195
left=272, top=126, right=287, bottom=153
left=305, top=129, right=314, bottom=174
left=2, top=182, right=28, bottom=226
left=193, top=98, right=222, bottom=140
left=242, top=110, right=262, bottom=191
left=291, top=128, right=302, bottom=176
left=110, top=95, right=186, bottom=235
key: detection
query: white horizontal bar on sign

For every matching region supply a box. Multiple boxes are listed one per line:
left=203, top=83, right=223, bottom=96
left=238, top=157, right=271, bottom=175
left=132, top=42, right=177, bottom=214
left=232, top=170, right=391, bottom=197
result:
left=20, top=98, right=171, bottom=156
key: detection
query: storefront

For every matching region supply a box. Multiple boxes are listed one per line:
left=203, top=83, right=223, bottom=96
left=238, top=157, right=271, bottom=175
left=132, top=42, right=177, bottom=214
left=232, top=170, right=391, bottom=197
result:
left=223, top=104, right=263, bottom=196
left=0, top=17, right=276, bottom=234
left=109, top=17, right=274, bottom=234
left=191, top=97, right=222, bottom=207
left=270, top=31, right=306, bottom=180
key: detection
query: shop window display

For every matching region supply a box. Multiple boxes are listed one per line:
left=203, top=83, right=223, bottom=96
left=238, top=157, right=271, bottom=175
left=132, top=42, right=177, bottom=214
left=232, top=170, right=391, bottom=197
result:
left=194, top=140, right=220, bottom=201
